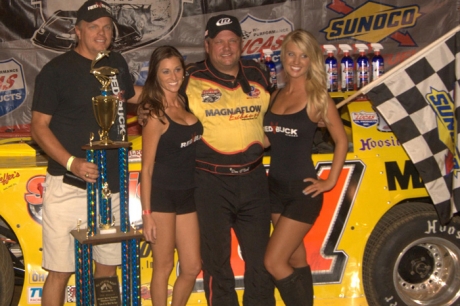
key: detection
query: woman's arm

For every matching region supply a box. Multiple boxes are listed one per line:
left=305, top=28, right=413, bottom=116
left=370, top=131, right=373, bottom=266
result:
left=304, top=98, right=348, bottom=197
left=263, top=135, right=271, bottom=148
left=140, top=115, right=166, bottom=243
left=323, top=98, right=348, bottom=184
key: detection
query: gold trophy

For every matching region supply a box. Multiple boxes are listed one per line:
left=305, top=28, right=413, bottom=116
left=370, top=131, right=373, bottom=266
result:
left=71, top=50, right=141, bottom=305
left=90, top=50, right=119, bottom=146
left=89, top=50, right=120, bottom=234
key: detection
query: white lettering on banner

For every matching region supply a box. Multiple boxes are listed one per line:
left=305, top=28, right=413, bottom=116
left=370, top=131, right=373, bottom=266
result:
left=0, top=93, right=22, bottom=102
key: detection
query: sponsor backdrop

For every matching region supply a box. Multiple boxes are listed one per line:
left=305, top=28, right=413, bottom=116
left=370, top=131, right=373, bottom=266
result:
left=0, top=0, right=459, bottom=135
left=0, top=1, right=459, bottom=305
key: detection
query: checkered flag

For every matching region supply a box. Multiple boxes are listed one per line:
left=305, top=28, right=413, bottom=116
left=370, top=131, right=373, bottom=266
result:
left=363, top=25, right=460, bottom=224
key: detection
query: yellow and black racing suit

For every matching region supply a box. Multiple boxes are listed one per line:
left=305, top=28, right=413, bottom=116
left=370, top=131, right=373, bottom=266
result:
left=182, top=58, right=275, bottom=306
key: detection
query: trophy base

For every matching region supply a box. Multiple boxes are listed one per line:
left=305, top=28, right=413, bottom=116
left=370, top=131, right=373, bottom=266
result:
left=83, top=141, right=132, bottom=150
left=71, top=226, right=143, bottom=245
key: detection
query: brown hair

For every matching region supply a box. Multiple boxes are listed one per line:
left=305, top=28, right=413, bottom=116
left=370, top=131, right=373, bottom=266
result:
left=139, top=45, right=186, bottom=125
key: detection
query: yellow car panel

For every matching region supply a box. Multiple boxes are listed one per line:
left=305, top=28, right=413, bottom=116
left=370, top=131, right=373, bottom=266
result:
left=3, top=93, right=457, bottom=306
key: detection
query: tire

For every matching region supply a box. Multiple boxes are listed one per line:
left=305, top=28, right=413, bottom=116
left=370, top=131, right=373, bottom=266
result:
left=363, top=202, right=460, bottom=306
left=0, top=241, right=14, bottom=306
left=0, top=225, right=24, bottom=285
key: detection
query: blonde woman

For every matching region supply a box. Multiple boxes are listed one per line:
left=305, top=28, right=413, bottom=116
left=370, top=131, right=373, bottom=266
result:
left=263, top=30, right=348, bottom=305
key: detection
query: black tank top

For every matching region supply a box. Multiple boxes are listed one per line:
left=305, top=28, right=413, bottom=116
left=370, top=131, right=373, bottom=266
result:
left=263, top=92, right=318, bottom=181
left=152, top=113, right=203, bottom=189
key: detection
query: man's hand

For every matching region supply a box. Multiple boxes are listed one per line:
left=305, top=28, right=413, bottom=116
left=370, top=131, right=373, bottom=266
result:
left=70, top=157, right=99, bottom=183
left=137, top=106, right=150, bottom=127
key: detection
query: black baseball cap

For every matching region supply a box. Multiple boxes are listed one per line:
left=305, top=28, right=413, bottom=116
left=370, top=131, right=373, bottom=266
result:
left=76, top=0, right=114, bottom=24
left=205, top=14, right=242, bottom=39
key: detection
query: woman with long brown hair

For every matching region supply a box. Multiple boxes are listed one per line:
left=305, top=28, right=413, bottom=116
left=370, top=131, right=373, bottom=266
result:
left=139, top=45, right=202, bottom=306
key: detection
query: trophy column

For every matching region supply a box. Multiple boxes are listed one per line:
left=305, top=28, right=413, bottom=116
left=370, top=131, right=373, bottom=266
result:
left=70, top=50, right=142, bottom=306
left=71, top=142, right=143, bottom=306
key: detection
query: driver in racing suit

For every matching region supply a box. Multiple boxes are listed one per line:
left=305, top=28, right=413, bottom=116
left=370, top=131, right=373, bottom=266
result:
left=181, top=14, right=276, bottom=306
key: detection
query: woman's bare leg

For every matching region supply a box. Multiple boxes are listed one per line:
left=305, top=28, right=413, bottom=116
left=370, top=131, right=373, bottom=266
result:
left=171, top=212, right=201, bottom=306
left=150, top=212, right=176, bottom=306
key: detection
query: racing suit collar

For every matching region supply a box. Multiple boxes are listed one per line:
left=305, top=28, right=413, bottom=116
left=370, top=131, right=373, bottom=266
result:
left=205, top=58, right=251, bottom=94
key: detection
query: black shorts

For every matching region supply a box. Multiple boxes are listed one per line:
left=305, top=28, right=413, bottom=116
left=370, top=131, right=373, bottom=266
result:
left=268, top=177, right=323, bottom=224
left=150, top=186, right=196, bottom=214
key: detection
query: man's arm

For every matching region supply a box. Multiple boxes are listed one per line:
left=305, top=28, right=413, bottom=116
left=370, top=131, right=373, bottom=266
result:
left=31, top=111, right=98, bottom=182
left=127, top=85, right=142, bottom=104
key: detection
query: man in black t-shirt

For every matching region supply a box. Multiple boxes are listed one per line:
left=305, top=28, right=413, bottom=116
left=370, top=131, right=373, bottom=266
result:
left=31, top=1, right=140, bottom=305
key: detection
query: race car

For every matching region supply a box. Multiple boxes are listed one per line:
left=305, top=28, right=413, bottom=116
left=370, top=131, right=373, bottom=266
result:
left=1, top=93, right=459, bottom=306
